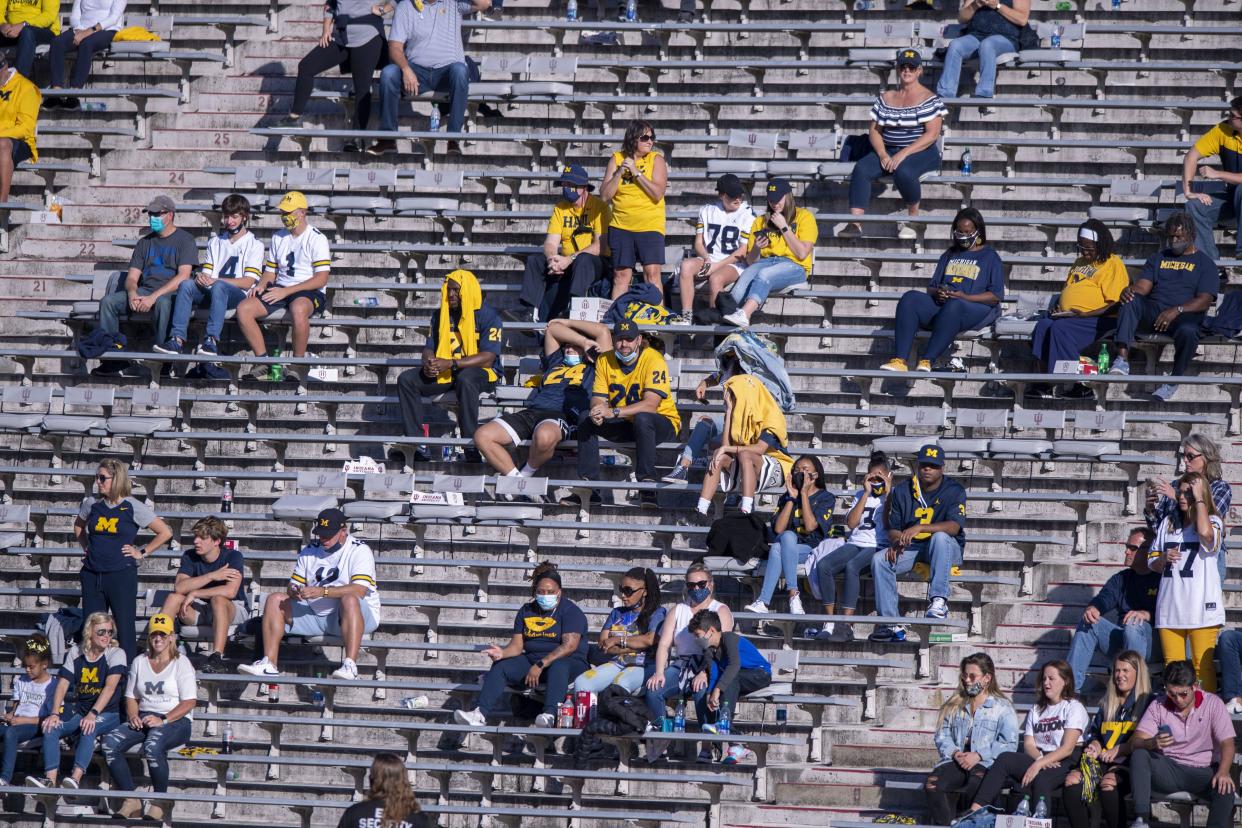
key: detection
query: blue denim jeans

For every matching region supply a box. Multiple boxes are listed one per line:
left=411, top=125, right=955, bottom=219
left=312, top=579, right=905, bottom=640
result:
left=102, top=717, right=192, bottom=793
left=730, top=257, right=807, bottom=310
left=43, top=710, right=122, bottom=775
left=643, top=660, right=710, bottom=721
left=935, top=34, right=1016, bottom=99
left=1216, top=629, right=1242, bottom=702
left=758, top=531, right=814, bottom=604
left=98, top=288, right=175, bottom=344
left=1065, top=615, right=1154, bottom=692
left=0, top=722, right=39, bottom=783
left=871, top=532, right=962, bottom=618
left=1186, top=184, right=1241, bottom=261
left=169, top=278, right=248, bottom=341
left=848, top=143, right=942, bottom=210
left=814, top=542, right=878, bottom=610
left=681, top=414, right=723, bottom=462
left=378, top=61, right=470, bottom=133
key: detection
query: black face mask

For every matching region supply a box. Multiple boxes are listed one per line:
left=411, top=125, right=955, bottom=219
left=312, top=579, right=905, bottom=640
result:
left=791, top=471, right=805, bottom=489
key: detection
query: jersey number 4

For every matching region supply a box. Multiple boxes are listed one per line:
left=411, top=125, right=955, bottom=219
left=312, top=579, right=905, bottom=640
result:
left=608, top=383, right=640, bottom=407
left=217, top=256, right=239, bottom=279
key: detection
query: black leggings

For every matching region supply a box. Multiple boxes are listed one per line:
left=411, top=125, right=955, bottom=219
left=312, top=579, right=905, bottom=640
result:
left=925, top=760, right=988, bottom=825
left=973, top=749, right=1082, bottom=810
left=1063, top=767, right=1130, bottom=828
left=290, top=36, right=384, bottom=129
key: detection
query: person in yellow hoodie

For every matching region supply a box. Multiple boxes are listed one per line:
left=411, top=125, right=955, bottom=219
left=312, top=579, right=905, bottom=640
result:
left=396, top=270, right=502, bottom=464
left=0, top=50, right=39, bottom=204
left=693, top=372, right=792, bottom=519
left=0, top=0, right=60, bottom=78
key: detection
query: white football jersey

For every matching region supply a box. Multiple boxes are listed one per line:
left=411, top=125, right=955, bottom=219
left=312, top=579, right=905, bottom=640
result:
left=1153, top=514, right=1224, bottom=629
left=695, top=201, right=755, bottom=263
left=266, top=225, right=331, bottom=289
left=203, top=231, right=265, bottom=284
left=291, top=534, right=382, bottom=620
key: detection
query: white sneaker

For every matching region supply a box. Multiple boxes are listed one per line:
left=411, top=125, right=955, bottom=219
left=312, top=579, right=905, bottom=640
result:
left=1226, top=698, right=1242, bottom=715
left=926, top=596, right=949, bottom=619
left=789, top=595, right=805, bottom=615
left=534, top=712, right=556, bottom=728
left=722, top=310, right=750, bottom=328
left=331, top=659, right=358, bottom=681
left=743, top=600, right=769, bottom=614
left=897, top=222, right=918, bottom=240
left=238, top=657, right=280, bottom=677
left=454, top=707, right=487, bottom=727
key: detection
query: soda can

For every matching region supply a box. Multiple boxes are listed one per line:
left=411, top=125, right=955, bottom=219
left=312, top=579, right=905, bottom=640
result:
left=267, top=682, right=280, bottom=703
left=574, top=690, right=591, bottom=727
left=223, top=540, right=237, bottom=552
left=661, top=716, right=673, bottom=733
left=589, top=692, right=598, bottom=723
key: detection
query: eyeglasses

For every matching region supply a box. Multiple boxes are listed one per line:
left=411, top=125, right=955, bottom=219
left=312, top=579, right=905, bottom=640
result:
left=96, top=474, right=113, bottom=482
left=638, top=134, right=655, bottom=141
left=686, top=580, right=709, bottom=589
left=1182, top=449, right=1203, bottom=462
left=618, top=586, right=643, bottom=597
left=93, top=628, right=114, bottom=636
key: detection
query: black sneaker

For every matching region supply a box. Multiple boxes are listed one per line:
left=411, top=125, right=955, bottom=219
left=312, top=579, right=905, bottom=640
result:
left=276, top=112, right=301, bottom=127
left=463, top=447, right=483, bottom=464
left=677, top=10, right=694, bottom=21
left=43, top=96, right=63, bottom=110
left=639, top=490, right=659, bottom=509
left=62, top=96, right=80, bottom=111
left=1059, top=384, right=1094, bottom=400
left=1025, top=382, right=1055, bottom=399
left=117, top=361, right=148, bottom=379
left=201, top=652, right=230, bottom=674
left=153, top=338, right=183, bottom=355
left=661, top=464, right=690, bottom=485
left=343, top=140, right=362, bottom=153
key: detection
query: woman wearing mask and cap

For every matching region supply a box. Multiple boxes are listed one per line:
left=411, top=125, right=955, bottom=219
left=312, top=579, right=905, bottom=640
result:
left=881, top=207, right=1004, bottom=372
left=722, top=178, right=819, bottom=329
left=838, top=49, right=946, bottom=241
left=1027, top=219, right=1128, bottom=400
left=453, top=562, right=589, bottom=729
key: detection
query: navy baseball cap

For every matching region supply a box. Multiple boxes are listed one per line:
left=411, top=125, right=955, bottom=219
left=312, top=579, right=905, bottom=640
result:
left=314, top=507, right=347, bottom=535
left=613, top=320, right=642, bottom=341
left=766, top=178, right=792, bottom=204
left=916, top=444, right=945, bottom=467
left=556, top=163, right=593, bottom=190
left=716, top=173, right=745, bottom=199
left=896, top=48, right=922, bottom=68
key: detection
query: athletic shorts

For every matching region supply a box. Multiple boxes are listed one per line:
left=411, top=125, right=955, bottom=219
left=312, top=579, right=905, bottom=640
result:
left=721, top=454, right=785, bottom=494
left=493, top=407, right=572, bottom=444
left=10, top=140, right=31, bottom=165
left=192, top=597, right=249, bottom=628
left=260, top=288, right=326, bottom=316
left=608, top=228, right=665, bottom=269
left=286, top=598, right=379, bottom=637
left=687, top=256, right=743, bottom=289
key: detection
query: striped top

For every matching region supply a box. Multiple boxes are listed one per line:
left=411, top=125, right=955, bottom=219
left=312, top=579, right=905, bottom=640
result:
left=870, top=92, right=947, bottom=149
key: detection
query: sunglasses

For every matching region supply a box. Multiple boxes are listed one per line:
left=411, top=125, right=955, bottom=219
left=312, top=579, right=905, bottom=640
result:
left=1124, top=543, right=1143, bottom=553
left=638, top=134, right=655, bottom=141
left=1177, top=488, right=1195, bottom=498
left=618, top=586, right=643, bottom=597
left=96, top=474, right=113, bottom=482
left=94, top=628, right=115, bottom=636
left=1182, top=449, right=1203, bottom=462
left=686, top=580, right=709, bottom=589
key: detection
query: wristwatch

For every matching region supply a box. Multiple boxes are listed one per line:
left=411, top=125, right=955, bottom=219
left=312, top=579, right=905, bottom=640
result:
left=536, top=660, right=546, bottom=669
left=1176, top=305, right=1185, bottom=314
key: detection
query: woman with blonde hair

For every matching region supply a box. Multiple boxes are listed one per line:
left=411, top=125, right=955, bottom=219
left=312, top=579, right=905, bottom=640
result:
left=1150, top=471, right=1224, bottom=690
left=31, top=612, right=127, bottom=790
left=1146, top=433, right=1232, bottom=579
left=337, top=753, right=429, bottom=828
left=924, top=652, right=1019, bottom=824
left=74, top=458, right=172, bottom=663
left=1062, top=651, right=1153, bottom=828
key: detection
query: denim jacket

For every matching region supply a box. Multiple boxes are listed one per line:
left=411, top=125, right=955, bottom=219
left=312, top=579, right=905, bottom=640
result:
left=933, top=695, right=1020, bottom=768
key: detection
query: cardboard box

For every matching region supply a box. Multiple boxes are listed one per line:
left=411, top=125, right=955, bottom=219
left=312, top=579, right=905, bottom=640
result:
left=570, top=297, right=612, bottom=323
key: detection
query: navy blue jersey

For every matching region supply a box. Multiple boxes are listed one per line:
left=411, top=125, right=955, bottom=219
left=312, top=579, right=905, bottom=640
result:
left=887, top=475, right=968, bottom=550
left=929, top=246, right=1005, bottom=299
left=525, top=349, right=593, bottom=421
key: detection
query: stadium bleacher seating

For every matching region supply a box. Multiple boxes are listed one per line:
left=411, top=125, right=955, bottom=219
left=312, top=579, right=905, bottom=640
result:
left=0, top=0, right=1241, bottom=825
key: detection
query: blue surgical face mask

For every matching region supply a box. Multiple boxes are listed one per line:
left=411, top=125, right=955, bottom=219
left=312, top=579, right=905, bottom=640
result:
left=563, top=353, right=582, bottom=367
left=687, top=587, right=710, bottom=604
left=535, top=594, right=559, bottom=611
left=148, top=215, right=166, bottom=233
left=616, top=348, right=639, bottom=365
left=561, top=187, right=579, bottom=203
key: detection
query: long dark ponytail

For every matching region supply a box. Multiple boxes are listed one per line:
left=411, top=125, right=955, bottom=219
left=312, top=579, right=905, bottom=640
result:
left=624, top=566, right=662, bottom=632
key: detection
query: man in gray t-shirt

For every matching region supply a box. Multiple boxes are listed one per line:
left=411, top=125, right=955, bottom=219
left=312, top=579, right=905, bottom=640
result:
left=370, top=0, right=490, bottom=155
left=98, top=194, right=198, bottom=349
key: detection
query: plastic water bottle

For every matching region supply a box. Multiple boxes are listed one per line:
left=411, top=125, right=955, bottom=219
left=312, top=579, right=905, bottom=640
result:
left=566, top=0, right=577, bottom=20
left=220, top=481, right=233, bottom=513
left=1055, top=0, right=1072, bottom=9
left=960, top=149, right=972, bottom=175
left=221, top=722, right=234, bottom=754
left=775, top=705, right=788, bottom=734
left=311, top=688, right=325, bottom=710
left=1013, top=797, right=1032, bottom=817
left=1033, top=798, right=1049, bottom=819
left=81, top=101, right=107, bottom=112
left=354, top=297, right=379, bottom=307
left=853, top=0, right=874, bottom=9
left=1111, top=0, right=1120, bottom=8
left=269, top=349, right=283, bottom=383
left=1096, top=343, right=1110, bottom=374
left=624, top=0, right=636, bottom=21
left=717, top=702, right=732, bottom=735
left=673, top=699, right=686, bottom=733
left=1050, top=24, right=1063, bottom=47
left=428, top=107, right=440, bottom=132
left=602, top=454, right=630, bottom=467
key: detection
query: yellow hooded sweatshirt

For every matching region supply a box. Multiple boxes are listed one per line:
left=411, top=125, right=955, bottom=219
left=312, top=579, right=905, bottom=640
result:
left=0, top=68, right=40, bottom=161
left=432, top=269, right=485, bottom=385
left=724, top=373, right=792, bottom=479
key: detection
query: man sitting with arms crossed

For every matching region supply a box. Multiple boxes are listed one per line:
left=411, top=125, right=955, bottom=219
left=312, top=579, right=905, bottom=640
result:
left=239, top=508, right=380, bottom=681
left=160, top=517, right=248, bottom=675
left=1065, top=528, right=1159, bottom=693
left=870, top=444, right=967, bottom=643
left=1127, top=659, right=1235, bottom=828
